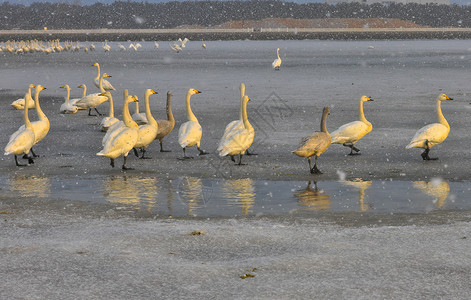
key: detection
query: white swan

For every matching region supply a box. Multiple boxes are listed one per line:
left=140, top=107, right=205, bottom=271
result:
left=331, top=96, right=374, bottom=155
left=133, top=89, right=159, bottom=159
left=169, top=42, right=182, bottom=53
left=4, top=91, right=35, bottom=166
left=102, top=90, right=129, bottom=146
left=293, top=107, right=331, bottom=174
left=218, top=95, right=252, bottom=165
left=75, top=73, right=111, bottom=116
left=154, top=41, right=159, bottom=49
left=99, top=92, right=119, bottom=132
left=92, top=62, right=115, bottom=91
left=155, top=91, right=175, bottom=152
left=70, top=84, right=87, bottom=109
left=102, top=41, right=111, bottom=52
left=131, top=97, right=148, bottom=125
left=11, top=84, right=36, bottom=110
left=59, top=85, right=79, bottom=114
left=272, top=48, right=281, bottom=70
left=97, top=94, right=139, bottom=170
left=406, top=93, right=453, bottom=160
left=218, top=83, right=255, bottom=160
left=178, top=89, right=207, bottom=158
left=118, top=43, right=126, bottom=51
left=17, top=85, right=49, bottom=158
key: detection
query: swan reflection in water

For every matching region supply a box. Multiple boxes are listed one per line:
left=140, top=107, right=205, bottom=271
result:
left=341, top=178, right=372, bottom=212
left=9, top=175, right=51, bottom=198
left=103, top=176, right=158, bottom=211
left=222, top=178, right=255, bottom=215
left=294, top=181, right=331, bottom=211
left=413, top=179, right=450, bottom=209
left=176, top=176, right=213, bottom=215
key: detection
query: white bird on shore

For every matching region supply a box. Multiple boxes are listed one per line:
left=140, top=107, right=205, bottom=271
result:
left=406, top=93, right=453, bottom=160
left=76, top=73, right=111, bottom=116
left=178, top=88, right=207, bottom=158
left=97, top=94, right=139, bottom=170
left=11, top=84, right=36, bottom=110
left=118, top=43, right=126, bottom=51
left=133, top=89, right=159, bottom=159
left=102, top=41, right=111, bottom=52
left=99, top=92, right=119, bottom=132
left=272, top=48, right=282, bottom=70
left=154, top=41, right=159, bottom=49
left=4, top=91, right=35, bottom=166
left=170, top=42, right=182, bottom=53
left=293, top=107, right=331, bottom=174
left=59, top=84, right=79, bottom=114
left=218, top=83, right=255, bottom=161
left=155, top=91, right=175, bottom=152
left=93, top=62, right=115, bottom=91
left=331, top=96, right=374, bottom=155
left=218, top=95, right=252, bottom=165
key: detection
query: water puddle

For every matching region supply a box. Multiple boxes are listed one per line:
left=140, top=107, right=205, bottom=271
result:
left=1, top=175, right=470, bottom=218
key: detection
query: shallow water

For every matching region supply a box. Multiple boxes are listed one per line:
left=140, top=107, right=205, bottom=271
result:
left=2, top=175, right=470, bottom=218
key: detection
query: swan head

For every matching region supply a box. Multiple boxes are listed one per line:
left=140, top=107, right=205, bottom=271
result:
left=167, top=91, right=173, bottom=97
left=28, top=84, right=36, bottom=89
left=36, top=85, right=46, bottom=92
left=102, top=73, right=111, bottom=78
left=78, top=84, right=85, bottom=88
left=92, top=62, right=99, bottom=67
left=60, top=85, right=70, bottom=90
left=188, top=89, right=201, bottom=96
left=360, top=96, right=374, bottom=102
left=146, top=89, right=158, bottom=96
left=99, top=91, right=112, bottom=98
left=323, top=106, right=330, bottom=115
left=438, top=93, right=453, bottom=101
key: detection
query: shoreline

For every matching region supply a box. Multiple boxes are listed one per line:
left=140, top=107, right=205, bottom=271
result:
left=2, top=28, right=471, bottom=41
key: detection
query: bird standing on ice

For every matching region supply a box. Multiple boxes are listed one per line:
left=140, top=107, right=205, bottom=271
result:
left=272, top=48, right=282, bottom=70
left=178, top=89, right=207, bottom=159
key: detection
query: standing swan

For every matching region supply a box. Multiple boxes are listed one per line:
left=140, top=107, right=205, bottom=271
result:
left=406, top=93, right=453, bottom=160
left=272, top=48, right=281, bottom=70
left=99, top=92, right=119, bottom=132
left=178, top=89, right=207, bottom=159
left=133, top=89, right=159, bottom=159
left=4, top=91, right=35, bottom=166
left=93, top=62, right=115, bottom=91
left=293, top=107, right=331, bottom=174
left=217, top=95, right=252, bottom=165
left=97, top=95, right=139, bottom=170
left=59, top=84, right=79, bottom=114
left=75, top=73, right=111, bottom=116
left=218, top=83, right=255, bottom=159
left=156, top=91, right=175, bottom=152
left=11, top=84, right=36, bottom=110
left=24, top=85, right=49, bottom=158
left=70, top=84, right=87, bottom=109
left=331, top=96, right=374, bottom=155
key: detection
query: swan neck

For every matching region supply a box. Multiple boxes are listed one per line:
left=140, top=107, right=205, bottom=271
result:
left=108, top=94, right=114, bottom=118
left=358, top=100, right=369, bottom=124
left=242, top=99, right=250, bottom=129
left=135, top=101, right=139, bottom=114
left=239, top=83, right=245, bottom=120
left=320, top=110, right=329, bottom=136
left=82, top=85, right=87, bottom=97
left=277, top=48, right=280, bottom=59
left=436, top=99, right=449, bottom=129
left=65, top=86, right=70, bottom=104
left=186, top=92, right=198, bottom=122
left=144, top=92, right=157, bottom=126
left=24, top=95, right=32, bottom=129
left=123, top=99, right=134, bottom=128
left=99, top=75, right=105, bottom=93
left=167, top=93, right=174, bottom=123
left=34, top=88, right=46, bottom=120
left=95, top=64, right=100, bottom=80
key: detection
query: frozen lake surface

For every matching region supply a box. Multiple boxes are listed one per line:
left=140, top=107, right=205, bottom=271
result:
left=2, top=39, right=471, bottom=298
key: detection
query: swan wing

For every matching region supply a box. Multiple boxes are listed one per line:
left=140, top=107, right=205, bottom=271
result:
left=102, top=121, right=124, bottom=146
left=60, top=102, right=78, bottom=114
left=218, top=128, right=251, bottom=156
left=76, top=94, right=108, bottom=108
left=156, top=120, right=174, bottom=140
left=94, top=78, right=115, bottom=91
left=4, top=128, right=35, bottom=155
left=98, top=128, right=138, bottom=158
left=331, top=121, right=371, bottom=144
left=293, top=132, right=331, bottom=157
left=135, top=124, right=158, bottom=148
left=100, top=117, right=119, bottom=131
left=272, top=58, right=281, bottom=68
left=132, top=112, right=148, bottom=125
left=406, top=123, right=449, bottom=149
left=11, top=98, right=35, bottom=110
left=178, top=121, right=202, bottom=148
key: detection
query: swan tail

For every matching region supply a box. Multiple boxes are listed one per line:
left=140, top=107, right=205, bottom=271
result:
left=406, top=141, right=422, bottom=149
left=96, top=151, right=106, bottom=156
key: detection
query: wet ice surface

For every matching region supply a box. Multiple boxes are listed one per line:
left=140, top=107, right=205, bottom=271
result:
left=2, top=39, right=471, bottom=298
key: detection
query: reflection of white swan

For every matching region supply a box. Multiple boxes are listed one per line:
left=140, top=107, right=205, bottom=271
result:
left=272, top=48, right=281, bottom=70
left=99, top=92, right=119, bottom=132
left=4, top=91, right=35, bottom=166
left=217, top=96, right=252, bottom=165
left=294, top=181, right=331, bottom=211
left=293, top=107, right=331, bottom=174
left=155, top=91, right=175, bottom=152
left=75, top=73, right=111, bottom=116
left=406, top=93, right=453, bottom=160
left=104, top=176, right=159, bottom=211
left=133, top=89, right=159, bottom=159
left=177, top=176, right=204, bottom=215
left=222, top=178, right=255, bottom=215
left=97, top=95, right=139, bottom=170
left=9, top=175, right=50, bottom=197
left=341, top=178, right=372, bottom=212
left=331, top=96, right=374, bottom=155
left=93, top=62, right=115, bottom=91
left=413, top=179, right=450, bottom=209
left=178, top=89, right=207, bottom=158
left=59, top=84, right=78, bottom=114
left=11, top=84, right=36, bottom=110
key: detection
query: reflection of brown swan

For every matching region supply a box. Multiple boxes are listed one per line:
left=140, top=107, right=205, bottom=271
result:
left=104, top=176, right=158, bottom=211
left=222, top=178, right=255, bottom=215
left=413, top=179, right=450, bottom=209
left=9, top=175, right=50, bottom=198
left=341, top=178, right=372, bottom=212
left=294, top=181, right=331, bottom=211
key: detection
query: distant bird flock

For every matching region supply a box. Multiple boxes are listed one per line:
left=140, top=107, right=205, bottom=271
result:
left=3, top=42, right=454, bottom=174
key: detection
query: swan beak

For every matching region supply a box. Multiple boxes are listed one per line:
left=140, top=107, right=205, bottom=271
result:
left=448, top=97, right=453, bottom=100
left=132, top=96, right=139, bottom=102
left=60, top=85, right=65, bottom=88
left=105, top=74, right=112, bottom=78
left=151, top=90, right=158, bottom=95
left=195, top=90, right=202, bottom=94
left=368, top=98, right=374, bottom=101
left=99, top=92, right=106, bottom=96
